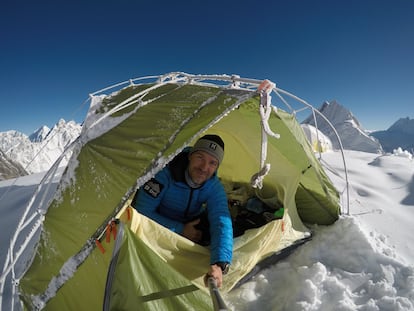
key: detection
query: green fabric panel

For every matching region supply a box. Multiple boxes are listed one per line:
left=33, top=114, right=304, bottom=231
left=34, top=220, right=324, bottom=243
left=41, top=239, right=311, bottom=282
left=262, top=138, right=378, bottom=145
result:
left=271, top=110, right=340, bottom=224
left=208, top=98, right=265, bottom=182
left=19, top=141, right=131, bottom=308
left=19, top=142, right=138, bottom=299
left=161, top=88, right=251, bottom=156
left=41, top=240, right=115, bottom=311
left=98, top=83, right=159, bottom=116
left=106, top=225, right=212, bottom=310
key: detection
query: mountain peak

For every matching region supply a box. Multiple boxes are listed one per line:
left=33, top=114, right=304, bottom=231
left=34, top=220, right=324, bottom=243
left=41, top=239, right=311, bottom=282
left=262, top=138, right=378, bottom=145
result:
left=371, top=117, right=414, bottom=152
left=388, top=117, right=414, bottom=134
left=29, top=125, right=51, bottom=142
left=317, top=100, right=361, bottom=128
left=302, top=100, right=382, bottom=153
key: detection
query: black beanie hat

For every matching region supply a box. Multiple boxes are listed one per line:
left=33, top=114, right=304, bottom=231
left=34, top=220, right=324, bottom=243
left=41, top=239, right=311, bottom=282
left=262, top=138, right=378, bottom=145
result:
left=190, top=134, right=225, bottom=164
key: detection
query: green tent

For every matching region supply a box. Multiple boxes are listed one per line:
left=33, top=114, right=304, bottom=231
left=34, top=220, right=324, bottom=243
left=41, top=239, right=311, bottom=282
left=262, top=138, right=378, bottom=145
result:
left=13, top=73, right=340, bottom=310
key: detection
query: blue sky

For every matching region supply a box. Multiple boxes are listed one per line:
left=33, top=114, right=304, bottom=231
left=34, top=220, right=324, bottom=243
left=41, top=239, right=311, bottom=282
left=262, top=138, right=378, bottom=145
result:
left=1, top=0, right=413, bottom=134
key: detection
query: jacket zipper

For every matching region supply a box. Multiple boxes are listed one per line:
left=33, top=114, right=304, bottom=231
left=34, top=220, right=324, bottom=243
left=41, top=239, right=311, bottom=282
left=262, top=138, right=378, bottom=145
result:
left=184, top=188, right=194, bottom=217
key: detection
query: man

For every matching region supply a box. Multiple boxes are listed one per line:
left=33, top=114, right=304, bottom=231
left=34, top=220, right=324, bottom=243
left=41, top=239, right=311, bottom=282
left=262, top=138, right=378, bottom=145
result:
left=134, top=134, right=233, bottom=287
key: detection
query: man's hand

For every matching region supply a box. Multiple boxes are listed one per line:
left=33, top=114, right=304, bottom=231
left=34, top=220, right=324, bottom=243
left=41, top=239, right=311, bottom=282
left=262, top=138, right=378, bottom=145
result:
left=204, top=264, right=223, bottom=288
left=182, top=218, right=202, bottom=242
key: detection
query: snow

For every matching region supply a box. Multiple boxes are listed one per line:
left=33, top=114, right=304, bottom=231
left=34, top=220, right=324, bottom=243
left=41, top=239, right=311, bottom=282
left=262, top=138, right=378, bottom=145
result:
left=225, top=150, right=414, bottom=311
left=1, top=149, right=413, bottom=310
left=301, top=124, right=333, bottom=152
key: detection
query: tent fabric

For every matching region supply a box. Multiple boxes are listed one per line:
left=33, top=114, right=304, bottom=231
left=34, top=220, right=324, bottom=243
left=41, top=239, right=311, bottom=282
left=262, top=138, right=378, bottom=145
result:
left=102, top=205, right=305, bottom=310
left=18, top=78, right=340, bottom=310
left=103, top=220, right=213, bottom=311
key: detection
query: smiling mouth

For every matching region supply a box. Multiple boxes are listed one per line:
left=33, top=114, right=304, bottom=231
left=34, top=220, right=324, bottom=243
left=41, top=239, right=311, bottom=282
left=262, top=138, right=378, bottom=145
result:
left=196, top=173, right=207, bottom=179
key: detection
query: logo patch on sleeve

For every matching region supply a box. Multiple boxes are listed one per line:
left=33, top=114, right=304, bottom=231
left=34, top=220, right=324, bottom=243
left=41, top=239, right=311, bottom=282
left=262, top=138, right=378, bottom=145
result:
left=143, top=178, right=164, bottom=198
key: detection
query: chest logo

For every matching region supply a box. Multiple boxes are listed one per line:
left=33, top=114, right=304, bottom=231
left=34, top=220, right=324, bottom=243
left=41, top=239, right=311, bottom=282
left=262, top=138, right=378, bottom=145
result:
left=143, top=178, right=164, bottom=198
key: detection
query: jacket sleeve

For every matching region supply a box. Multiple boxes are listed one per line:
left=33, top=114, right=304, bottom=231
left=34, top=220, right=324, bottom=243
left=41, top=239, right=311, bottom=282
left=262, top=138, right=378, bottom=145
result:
left=207, top=180, right=233, bottom=264
left=134, top=170, right=185, bottom=234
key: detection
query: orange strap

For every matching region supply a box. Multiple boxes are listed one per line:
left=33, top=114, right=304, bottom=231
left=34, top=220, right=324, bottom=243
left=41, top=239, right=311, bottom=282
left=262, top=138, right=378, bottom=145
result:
left=97, top=220, right=119, bottom=254
left=95, top=240, right=106, bottom=254
left=127, top=206, right=131, bottom=220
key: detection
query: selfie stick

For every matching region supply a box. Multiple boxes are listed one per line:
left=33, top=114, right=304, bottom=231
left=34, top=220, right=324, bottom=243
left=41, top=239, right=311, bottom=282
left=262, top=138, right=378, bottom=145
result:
left=208, top=277, right=229, bottom=311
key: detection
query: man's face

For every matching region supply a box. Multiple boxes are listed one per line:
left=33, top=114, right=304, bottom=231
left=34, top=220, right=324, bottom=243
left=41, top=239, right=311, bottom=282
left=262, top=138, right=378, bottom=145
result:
left=188, top=150, right=219, bottom=185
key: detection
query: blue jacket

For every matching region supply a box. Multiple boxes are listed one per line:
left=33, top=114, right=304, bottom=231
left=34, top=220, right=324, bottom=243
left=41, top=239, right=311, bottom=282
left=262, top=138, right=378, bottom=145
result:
left=134, top=149, right=233, bottom=264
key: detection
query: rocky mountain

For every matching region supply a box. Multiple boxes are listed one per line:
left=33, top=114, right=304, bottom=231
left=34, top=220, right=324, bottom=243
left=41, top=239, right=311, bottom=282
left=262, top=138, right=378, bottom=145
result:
left=370, top=117, right=414, bottom=153
left=0, top=119, right=82, bottom=179
left=302, top=100, right=383, bottom=154
left=0, top=149, right=28, bottom=180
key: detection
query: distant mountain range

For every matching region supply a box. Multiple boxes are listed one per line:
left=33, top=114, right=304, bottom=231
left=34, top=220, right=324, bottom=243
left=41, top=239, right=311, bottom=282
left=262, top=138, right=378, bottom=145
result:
left=0, top=102, right=413, bottom=181
left=302, top=100, right=414, bottom=154
left=370, top=117, right=414, bottom=153
left=0, top=119, right=81, bottom=180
